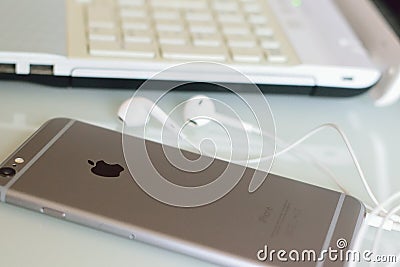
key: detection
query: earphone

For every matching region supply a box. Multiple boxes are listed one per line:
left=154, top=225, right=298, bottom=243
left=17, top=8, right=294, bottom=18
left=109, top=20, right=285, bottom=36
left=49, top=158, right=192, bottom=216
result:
left=118, top=97, right=181, bottom=134
left=119, top=95, right=262, bottom=135
left=183, top=95, right=262, bottom=135
left=118, top=96, right=201, bottom=152
left=118, top=95, right=400, bottom=231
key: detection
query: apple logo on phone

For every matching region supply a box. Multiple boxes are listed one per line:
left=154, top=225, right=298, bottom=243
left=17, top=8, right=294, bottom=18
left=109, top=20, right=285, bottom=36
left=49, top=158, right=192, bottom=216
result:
left=88, top=160, right=124, bottom=178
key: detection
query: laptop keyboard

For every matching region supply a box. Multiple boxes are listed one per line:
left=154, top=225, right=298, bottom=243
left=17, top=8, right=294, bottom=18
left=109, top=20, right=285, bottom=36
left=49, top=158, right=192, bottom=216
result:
left=82, top=0, right=293, bottom=64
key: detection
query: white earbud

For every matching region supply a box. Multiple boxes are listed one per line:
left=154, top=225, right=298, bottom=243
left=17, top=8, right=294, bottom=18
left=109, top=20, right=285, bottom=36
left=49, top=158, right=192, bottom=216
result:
left=118, top=97, right=181, bottom=135
left=183, top=95, right=262, bottom=135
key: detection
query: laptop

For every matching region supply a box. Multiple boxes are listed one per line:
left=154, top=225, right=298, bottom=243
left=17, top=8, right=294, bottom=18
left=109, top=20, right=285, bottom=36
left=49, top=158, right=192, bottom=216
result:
left=0, top=0, right=398, bottom=96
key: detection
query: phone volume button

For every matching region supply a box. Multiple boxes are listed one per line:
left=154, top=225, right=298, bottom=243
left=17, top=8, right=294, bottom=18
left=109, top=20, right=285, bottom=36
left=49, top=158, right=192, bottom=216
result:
left=40, top=207, right=66, bottom=219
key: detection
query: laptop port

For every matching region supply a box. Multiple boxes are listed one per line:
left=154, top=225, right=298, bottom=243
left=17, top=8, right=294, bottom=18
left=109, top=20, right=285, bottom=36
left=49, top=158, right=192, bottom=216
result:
left=342, top=76, right=354, bottom=81
left=0, top=63, right=16, bottom=74
left=30, top=64, right=53, bottom=75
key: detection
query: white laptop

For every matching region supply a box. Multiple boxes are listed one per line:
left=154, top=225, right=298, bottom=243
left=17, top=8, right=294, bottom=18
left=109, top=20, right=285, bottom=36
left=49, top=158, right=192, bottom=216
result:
left=0, top=0, right=398, bottom=96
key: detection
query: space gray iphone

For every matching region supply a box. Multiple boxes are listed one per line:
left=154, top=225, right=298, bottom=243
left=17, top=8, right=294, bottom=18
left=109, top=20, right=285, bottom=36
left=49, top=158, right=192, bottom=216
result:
left=0, top=118, right=365, bottom=267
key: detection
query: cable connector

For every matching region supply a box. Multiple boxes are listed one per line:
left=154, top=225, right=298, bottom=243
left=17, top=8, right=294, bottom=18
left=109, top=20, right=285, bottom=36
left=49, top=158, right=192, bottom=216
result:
left=366, top=213, right=400, bottom=232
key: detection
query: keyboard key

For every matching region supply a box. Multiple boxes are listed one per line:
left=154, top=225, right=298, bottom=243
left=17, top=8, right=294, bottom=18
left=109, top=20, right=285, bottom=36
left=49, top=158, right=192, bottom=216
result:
left=123, top=29, right=153, bottom=43
left=89, top=28, right=118, bottom=41
left=159, top=38, right=186, bottom=45
left=89, top=35, right=117, bottom=41
left=267, top=55, right=287, bottom=63
left=254, top=27, right=274, bottom=37
left=90, top=41, right=156, bottom=58
left=243, top=3, right=262, bottom=13
left=156, top=23, right=183, bottom=32
left=193, top=39, right=221, bottom=47
left=191, top=33, right=222, bottom=47
left=217, top=13, right=245, bottom=23
left=124, top=43, right=157, bottom=57
left=231, top=48, right=263, bottom=63
left=158, top=31, right=187, bottom=41
left=248, top=14, right=268, bottom=25
left=212, top=1, right=239, bottom=11
left=158, top=32, right=187, bottom=45
left=90, top=0, right=115, bottom=3
left=88, top=21, right=116, bottom=29
left=226, top=35, right=257, bottom=48
left=222, top=25, right=250, bottom=35
left=161, top=45, right=226, bottom=61
left=189, top=22, right=217, bottom=34
left=261, top=40, right=280, bottom=49
left=125, top=36, right=153, bottom=43
left=120, top=8, right=147, bottom=18
left=122, top=21, right=150, bottom=30
left=265, top=49, right=287, bottom=63
left=185, top=11, right=213, bottom=22
left=151, top=0, right=207, bottom=10
left=153, top=10, right=180, bottom=20
left=118, top=0, right=145, bottom=6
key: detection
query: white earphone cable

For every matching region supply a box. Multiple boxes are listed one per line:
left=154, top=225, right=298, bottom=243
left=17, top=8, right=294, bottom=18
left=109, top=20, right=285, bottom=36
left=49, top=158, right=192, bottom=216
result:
left=270, top=124, right=378, bottom=208
left=251, top=123, right=400, bottom=227
left=240, top=123, right=400, bottom=230
left=184, top=121, right=400, bottom=230
left=225, top=123, right=378, bottom=209
left=204, top=122, right=400, bottom=224
left=234, top=127, right=350, bottom=194
left=119, top=96, right=398, bottom=229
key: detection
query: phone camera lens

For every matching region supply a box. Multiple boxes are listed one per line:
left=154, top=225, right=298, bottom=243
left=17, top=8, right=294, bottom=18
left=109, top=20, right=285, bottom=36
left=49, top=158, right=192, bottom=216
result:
left=0, top=167, right=16, bottom=178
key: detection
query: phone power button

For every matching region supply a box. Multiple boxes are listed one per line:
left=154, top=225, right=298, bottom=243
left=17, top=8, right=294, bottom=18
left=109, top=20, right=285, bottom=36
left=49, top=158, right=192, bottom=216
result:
left=40, top=207, right=66, bottom=219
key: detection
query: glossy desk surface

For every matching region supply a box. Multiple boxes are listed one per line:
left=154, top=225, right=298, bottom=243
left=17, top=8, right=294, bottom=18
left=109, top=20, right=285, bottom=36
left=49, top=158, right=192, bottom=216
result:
left=0, top=80, right=399, bottom=266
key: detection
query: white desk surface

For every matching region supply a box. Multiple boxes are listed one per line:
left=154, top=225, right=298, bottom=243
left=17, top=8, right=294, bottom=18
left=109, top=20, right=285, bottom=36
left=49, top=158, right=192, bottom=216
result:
left=0, top=80, right=400, bottom=266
